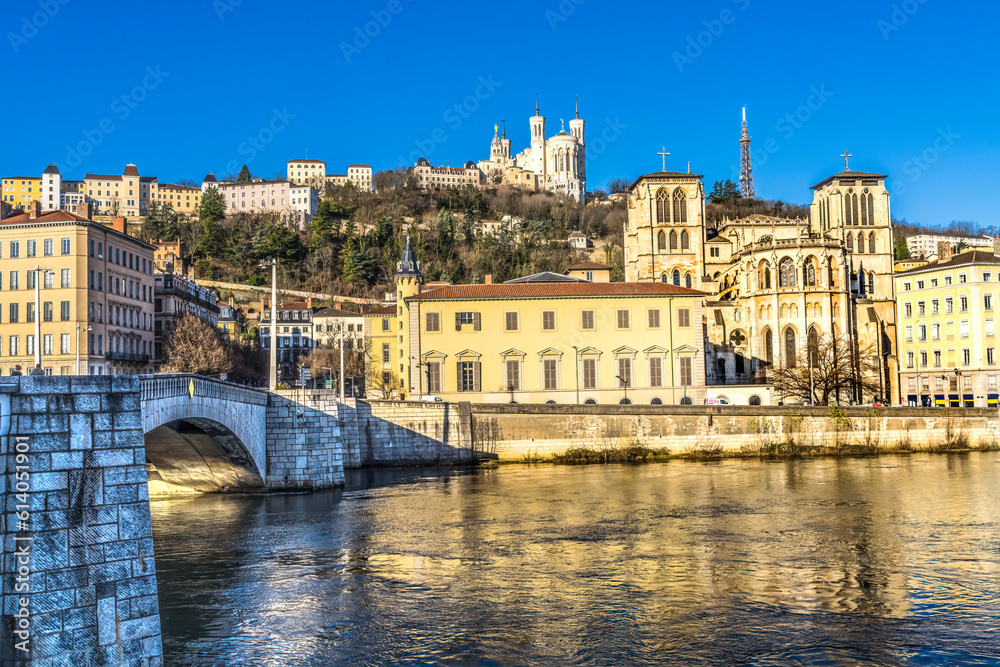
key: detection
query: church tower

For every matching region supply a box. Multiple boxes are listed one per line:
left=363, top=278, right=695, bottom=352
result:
left=530, top=95, right=547, bottom=179
left=395, top=236, right=423, bottom=398
left=569, top=97, right=586, bottom=184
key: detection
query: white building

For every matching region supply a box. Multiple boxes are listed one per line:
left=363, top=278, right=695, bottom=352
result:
left=201, top=175, right=316, bottom=228
left=477, top=98, right=586, bottom=203
left=907, top=233, right=994, bottom=259
left=286, top=159, right=326, bottom=188
left=289, top=184, right=319, bottom=228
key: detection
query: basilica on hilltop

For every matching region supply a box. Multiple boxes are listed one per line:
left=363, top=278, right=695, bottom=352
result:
left=477, top=97, right=586, bottom=203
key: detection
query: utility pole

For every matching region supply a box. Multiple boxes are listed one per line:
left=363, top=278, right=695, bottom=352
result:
left=34, top=266, right=50, bottom=370
left=269, top=259, right=278, bottom=391
left=339, top=317, right=345, bottom=399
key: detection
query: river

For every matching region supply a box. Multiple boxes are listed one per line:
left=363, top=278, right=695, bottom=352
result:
left=150, top=454, right=1000, bottom=666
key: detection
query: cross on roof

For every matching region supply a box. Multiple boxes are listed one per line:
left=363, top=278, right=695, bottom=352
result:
left=658, top=147, right=670, bottom=172
left=841, top=149, right=853, bottom=171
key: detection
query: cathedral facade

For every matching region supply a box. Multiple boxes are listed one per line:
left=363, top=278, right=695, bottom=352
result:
left=624, top=165, right=898, bottom=403
left=478, top=99, right=586, bottom=203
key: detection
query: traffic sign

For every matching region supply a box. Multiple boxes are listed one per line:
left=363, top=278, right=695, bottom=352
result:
left=220, top=373, right=227, bottom=381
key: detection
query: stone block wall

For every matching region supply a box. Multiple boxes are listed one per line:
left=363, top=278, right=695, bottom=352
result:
left=339, top=399, right=476, bottom=468
left=0, top=376, right=162, bottom=666
left=469, top=404, right=1000, bottom=459
left=267, top=392, right=345, bottom=489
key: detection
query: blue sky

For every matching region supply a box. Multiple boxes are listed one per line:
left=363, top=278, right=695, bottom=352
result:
left=2, top=0, right=996, bottom=227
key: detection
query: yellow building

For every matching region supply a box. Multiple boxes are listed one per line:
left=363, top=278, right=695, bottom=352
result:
left=155, top=183, right=201, bottom=216
left=364, top=304, right=401, bottom=398
left=894, top=243, right=1000, bottom=407
left=0, top=207, right=155, bottom=376
left=1, top=176, right=42, bottom=212
left=368, top=238, right=710, bottom=405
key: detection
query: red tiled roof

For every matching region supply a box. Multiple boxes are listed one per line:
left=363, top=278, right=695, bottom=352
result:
left=278, top=301, right=310, bottom=309
left=347, top=164, right=371, bottom=169
left=409, top=282, right=705, bottom=301
left=287, top=159, right=325, bottom=164
left=894, top=249, right=1000, bottom=275
left=123, top=165, right=139, bottom=177
left=566, top=261, right=612, bottom=270
left=364, top=305, right=397, bottom=316
left=84, top=174, right=123, bottom=181
left=1, top=210, right=90, bottom=224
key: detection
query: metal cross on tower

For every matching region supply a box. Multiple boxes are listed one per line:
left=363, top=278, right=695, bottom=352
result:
left=841, top=149, right=853, bottom=171
left=658, top=147, right=670, bottom=172
left=739, top=106, right=755, bottom=198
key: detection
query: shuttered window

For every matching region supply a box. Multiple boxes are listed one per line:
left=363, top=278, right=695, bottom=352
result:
left=677, top=308, right=691, bottom=328
left=542, top=311, right=556, bottom=331
left=581, top=310, right=595, bottom=330
left=616, top=309, right=630, bottom=329
left=543, top=359, right=558, bottom=390
left=617, top=358, right=632, bottom=388
left=679, top=357, right=693, bottom=386
left=425, top=312, right=440, bottom=332
left=505, top=311, right=519, bottom=331
left=647, top=309, right=661, bottom=328
left=504, top=360, right=521, bottom=391
left=648, top=357, right=663, bottom=387
left=427, top=362, right=442, bottom=393
left=582, top=358, right=597, bottom=389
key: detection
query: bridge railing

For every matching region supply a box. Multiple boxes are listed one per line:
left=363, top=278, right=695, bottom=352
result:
left=138, top=374, right=270, bottom=406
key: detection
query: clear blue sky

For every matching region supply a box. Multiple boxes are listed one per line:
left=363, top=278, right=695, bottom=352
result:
left=3, top=0, right=996, bottom=228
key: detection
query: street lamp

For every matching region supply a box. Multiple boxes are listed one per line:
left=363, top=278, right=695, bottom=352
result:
left=259, top=259, right=278, bottom=391
left=616, top=374, right=629, bottom=404
left=76, top=325, right=91, bottom=376
left=338, top=317, right=345, bottom=400
left=33, top=266, right=53, bottom=371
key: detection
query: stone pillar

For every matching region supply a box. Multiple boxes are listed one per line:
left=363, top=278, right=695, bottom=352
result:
left=1, top=376, right=162, bottom=666
left=266, top=392, right=345, bottom=489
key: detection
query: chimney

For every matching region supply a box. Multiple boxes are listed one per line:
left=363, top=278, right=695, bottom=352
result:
left=993, top=237, right=1000, bottom=257
left=937, top=242, right=952, bottom=263
left=28, top=200, right=41, bottom=219
left=112, top=217, right=126, bottom=233
left=74, top=200, right=89, bottom=219
left=485, top=274, right=493, bottom=285
left=306, top=296, right=312, bottom=308
left=335, top=303, right=342, bottom=310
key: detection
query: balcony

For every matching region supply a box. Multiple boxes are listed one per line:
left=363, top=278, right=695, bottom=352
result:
left=105, top=352, right=151, bottom=363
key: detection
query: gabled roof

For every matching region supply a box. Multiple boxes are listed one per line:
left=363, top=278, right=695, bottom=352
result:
left=810, top=170, right=888, bottom=190
left=408, top=282, right=705, bottom=301
left=504, top=271, right=584, bottom=284
left=565, top=260, right=612, bottom=271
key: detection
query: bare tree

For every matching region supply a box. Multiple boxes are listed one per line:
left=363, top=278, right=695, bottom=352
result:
left=161, top=313, right=234, bottom=375
left=607, top=177, right=630, bottom=194
left=174, top=179, right=198, bottom=187
left=772, top=333, right=884, bottom=405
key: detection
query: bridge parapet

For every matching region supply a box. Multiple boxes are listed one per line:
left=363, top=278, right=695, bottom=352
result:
left=139, top=374, right=269, bottom=407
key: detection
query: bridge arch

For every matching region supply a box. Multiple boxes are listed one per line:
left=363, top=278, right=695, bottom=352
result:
left=141, top=376, right=269, bottom=493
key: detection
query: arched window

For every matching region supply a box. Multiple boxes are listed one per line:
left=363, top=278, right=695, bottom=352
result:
left=669, top=230, right=678, bottom=250
left=681, top=230, right=689, bottom=251
left=656, top=189, right=669, bottom=223
left=808, top=327, right=819, bottom=368
left=852, top=193, right=859, bottom=226
left=651, top=398, right=663, bottom=405
left=749, top=395, right=762, bottom=406
left=860, top=190, right=869, bottom=225
left=869, top=232, right=876, bottom=254
left=679, top=396, right=694, bottom=405
left=657, top=230, right=666, bottom=251
left=672, top=269, right=681, bottom=286
left=779, top=259, right=796, bottom=287
left=673, top=190, right=687, bottom=223
left=844, top=193, right=853, bottom=225
left=858, top=233, right=865, bottom=254
left=584, top=398, right=598, bottom=405
left=685, top=273, right=693, bottom=289
left=785, top=328, right=797, bottom=368
left=868, top=272, right=875, bottom=295
left=660, top=273, right=668, bottom=283
left=847, top=233, right=854, bottom=252
left=806, top=262, right=816, bottom=286
left=763, top=328, right=773, bottom=365
left=764, top=267, right=771, bottom=289
left=867, top=193, right=875, bottom=224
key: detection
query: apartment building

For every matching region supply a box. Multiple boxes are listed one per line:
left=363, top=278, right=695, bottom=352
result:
left=83, top=164, right=158, bottom=217
left=155, top=183, right=201, bottom=216
left=409, top=158, right=484, bottom=190
left=153, top=271, right=220, bottom=361
left=259, top=300, right=315, bottom=384
left=895, top=242, right=1000, bottom=407
left=0, top=204, right=155, bottom=376
left=1, top=176, right=42, bottom=212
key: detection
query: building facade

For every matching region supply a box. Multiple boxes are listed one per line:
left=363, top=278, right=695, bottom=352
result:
left=0, top=207, right=155, bottom=376
left=906, top=233, right=994, bottom=260
left=153, top=271, right=220, bottom=361
left=202, top=177, right=317, bottom=227
left=477, top=99, right=586, bottom=203
left=84, top=164, right=158, bottom=217
left=624, top=165, right=898, bottom=403
left=1, top=176, right=42, bottom=212
left=287, top=159, right=326, bottom=188
left=410, top=158, right=484, bottom=190
left=259, top=300, right=315, bottom=384
left=155, top=183, right=201, bottom=216
left=894, top=243, right=1000, bottom=408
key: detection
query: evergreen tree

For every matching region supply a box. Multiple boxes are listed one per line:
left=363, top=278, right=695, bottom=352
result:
left=237, top=164, right=253, bottom=183
left=197, top=185, right=227, bottom=257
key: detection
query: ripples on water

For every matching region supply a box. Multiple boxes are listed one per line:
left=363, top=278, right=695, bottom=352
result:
left=150, top=454, right=1000, bottom=666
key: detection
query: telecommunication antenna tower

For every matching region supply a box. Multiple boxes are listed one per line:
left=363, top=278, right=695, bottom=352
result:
left=739, top=106, right=755, bottom=199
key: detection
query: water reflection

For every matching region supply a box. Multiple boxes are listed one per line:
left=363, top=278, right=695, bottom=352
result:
left=152, top=454, right=1000, bottom=666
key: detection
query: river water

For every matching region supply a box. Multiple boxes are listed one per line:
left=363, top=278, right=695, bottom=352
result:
left=151, top=454, right=1000, bottom=666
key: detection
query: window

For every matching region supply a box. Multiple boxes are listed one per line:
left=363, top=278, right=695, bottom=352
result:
left=581, top=310, right=595, bottom=330
left=905, top=325, right=913, bottom=342
left=616, top=358, right=632, bottom=388
left=9, top=271, right=18, bottom=290
left=382, top=318, right=390, bottom=332
left=648, top=357, right=664, bottom=387
left=988, top=319, right=995, bottom=338
left=27, top=240, right=35, bottom=257
left=504, top=311, right=519, bottom=332
left=657, top=230, right=666, bottom=251
left=43, top=239, right=53, bottom=256
left=906, top=351, right=915, bottom=368
left=959, top=273, right=967, bottom=284
left=918, top=324, right=927, bottom=342
left=989, top=348, right=996, bottom=365
left=543, top=359, right=558, bottom=390
left=535, top=310, right=555, bottom=331
left=917, top=280, right=925, bottom=290
left=932, top=322, right=940, bottom=340
left=963, top=348, right=971, bottom=366
left=779, top=259, right=796, bottom=287
left=647, top=309, right=661, bottom=328
left=934, top=350, right=942, bottom=367
left=425, top=312, right=440, bottom=332
left=904, top=303, right=912, bottom=318
left=677, top=308, right=691, bottom=328
left=616, top=309, right=630, bottom=329
left=427, top=361, right=442, bottom=393
left=582, top=358, right=597, bottom=389
left=961, top=320, right=970, bottom=338
left=920, top=351, right=928, bottom=368
left=917, top=301, right=925, bottom=317
left=945, top=275, right=952, bottom=286
left=9, top=304, right=18, bottom=323
left=931, top=299, right=939, bottom=315
left=459, top=361, right=479, bottom=392
left=61, top=268, right=70, bottom=288
left=504, top=359, right=521, bottom=391
left=43, top=334, right=52, bottom=355
left=61, top=334, right=70, bottom=354
left=9, top=336, right=17, bottom=356
left=669, top=231, right=677, bottom=251
left=382, top=343, right=390, bottom=363
left=679, top=357, right=693, bottom=386
left=903, top=282, right=911, bottom=291
left=61, top=238, right=70, bottom=255
left=960, top=295, right=968, bottom=312
left=946, top=297, right=954, bottom=314
left=987, top=294, right=994, bottom=311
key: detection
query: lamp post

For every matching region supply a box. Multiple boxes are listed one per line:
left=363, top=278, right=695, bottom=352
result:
left=616, top=375, right=628, bottom=404
left=259, top=259, right=278, bottom=390
left=338, top=317, right=345, bottom=399
left=76, top=325, right=91, bottom=375
left=33, top=266, right=52, bottom=370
